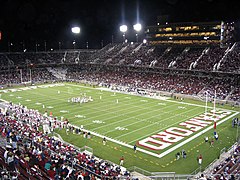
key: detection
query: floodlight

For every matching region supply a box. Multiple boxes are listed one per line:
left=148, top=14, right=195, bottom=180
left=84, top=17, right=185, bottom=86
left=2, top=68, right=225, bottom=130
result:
left=133, top=23, right=142, bottom=32
left=120, top=25, right=128, bottom=33
left=143, top=39, right=147, bottom=44
left=71, top=27, right=80, bottom=34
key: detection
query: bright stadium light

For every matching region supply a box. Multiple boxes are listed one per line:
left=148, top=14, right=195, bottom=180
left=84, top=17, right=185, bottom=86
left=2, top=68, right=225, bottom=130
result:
left=120, top=25, right=128, bottom=33
left=133, top=23, right=142, bottom=32
left=71, top=26, right=80, bottom=34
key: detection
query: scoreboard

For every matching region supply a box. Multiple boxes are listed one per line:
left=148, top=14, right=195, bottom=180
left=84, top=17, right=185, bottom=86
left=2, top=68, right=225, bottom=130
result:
left=145, top=21, right=235, bottom=47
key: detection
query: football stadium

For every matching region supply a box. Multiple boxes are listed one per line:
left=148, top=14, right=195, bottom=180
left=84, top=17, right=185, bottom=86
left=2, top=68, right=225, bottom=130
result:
left=0, top=1, right=240, bottom=180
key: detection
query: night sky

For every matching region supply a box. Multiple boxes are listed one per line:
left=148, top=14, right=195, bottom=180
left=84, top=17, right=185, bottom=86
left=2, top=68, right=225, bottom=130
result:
left=0, top=0, right=240, bottom=50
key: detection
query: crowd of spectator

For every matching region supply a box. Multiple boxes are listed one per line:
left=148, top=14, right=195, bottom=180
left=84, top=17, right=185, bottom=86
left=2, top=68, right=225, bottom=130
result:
left=228, top=87, right=240, bottom=102
left=0, top=50, right=94, bottom=68
left=91, top=43, right=130, bottom=64
left=197, top=78, right=236, bottom=101
left=0, top=103, right=130, bottom=179
left=0, top=42, right=240, bottom=74
left=0, top=68, right=56, bottom=85
left=66, top=67, right=239, bottom=102
left=194, top=46, right=227, bottom=71
left=174, top=47, right=205, bottom=70
left=219, top=43, right=240, bottom=73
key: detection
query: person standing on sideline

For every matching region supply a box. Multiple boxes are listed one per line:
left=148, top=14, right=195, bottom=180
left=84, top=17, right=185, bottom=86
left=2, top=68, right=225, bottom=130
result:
left=214, top=131, right=218, bottom=141
left=210, top=139, right=214, bottom=147
left=204, top=136, right=208, bottom=143
left=176, top=152, right=180, bottom=160
left=133, top=144, right=137, bottom=153
left=120, top=156, right=124, bottom=166
left=102, top=137, right=106, bottom=145
left=198, top=154, right=203, bottom=165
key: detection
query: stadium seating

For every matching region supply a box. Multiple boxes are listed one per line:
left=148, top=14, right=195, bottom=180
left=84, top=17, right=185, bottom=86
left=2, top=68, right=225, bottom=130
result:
left=0, top=105, right=131, bottom=179
left=200, top=144, right=240, bottom=179
left=0, top=42, right=239, bottom=73
left=0, top=41, right=239, bottom=179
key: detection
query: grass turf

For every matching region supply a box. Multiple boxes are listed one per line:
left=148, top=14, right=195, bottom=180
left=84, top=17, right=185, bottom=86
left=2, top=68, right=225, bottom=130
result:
left=0, top=82, right=239, bottom=174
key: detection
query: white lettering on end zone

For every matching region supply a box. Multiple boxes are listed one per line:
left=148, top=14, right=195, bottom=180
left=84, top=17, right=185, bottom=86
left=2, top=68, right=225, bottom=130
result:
left=138, top=137, right=172, bottom=150
left=166, top=127, right=193, bottom=136
left=138, top=109, right=232, bottom=151
left=179, top=122, right=203, bottom=132
left=152, top=132, right=184, bottom=143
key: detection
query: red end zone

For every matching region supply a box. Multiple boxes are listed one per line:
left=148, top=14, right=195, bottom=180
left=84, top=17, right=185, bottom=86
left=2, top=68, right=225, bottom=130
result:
left=138, top=110, right=232, bottom=151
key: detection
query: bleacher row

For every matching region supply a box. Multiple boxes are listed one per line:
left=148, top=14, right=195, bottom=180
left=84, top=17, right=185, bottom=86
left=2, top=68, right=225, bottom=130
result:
left=0, top=104, right=130, bottom=180
left=0, top=42, right=240, bottom=73
left=198, top=144, right=240, bottom=180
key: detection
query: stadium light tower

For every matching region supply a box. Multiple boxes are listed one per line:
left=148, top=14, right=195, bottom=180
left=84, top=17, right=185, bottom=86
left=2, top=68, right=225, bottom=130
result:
left=133, top=23, right=142, bottom=42
left=120, top=25, right=127, bottom=42
left=71, top=26, right=80, bottom=49
left=71, top=26, right=80, bottom=34
left=72, top=41, right=76, bottom=49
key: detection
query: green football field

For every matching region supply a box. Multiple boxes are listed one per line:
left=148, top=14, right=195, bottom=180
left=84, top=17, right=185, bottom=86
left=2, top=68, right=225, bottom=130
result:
left=0, top=82, right=239, bottom=174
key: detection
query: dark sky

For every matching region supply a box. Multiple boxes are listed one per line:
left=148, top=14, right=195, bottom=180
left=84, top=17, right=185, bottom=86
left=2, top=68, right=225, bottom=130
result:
left=0, top=0, right=240, bottom=49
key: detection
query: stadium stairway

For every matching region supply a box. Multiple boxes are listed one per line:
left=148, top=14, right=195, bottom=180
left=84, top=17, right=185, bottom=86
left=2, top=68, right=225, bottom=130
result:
left=47, top=67, right=67, bottom=80
left=131, top=171, right=152, bottom=180
left=225, top=88, right=236, bottom=101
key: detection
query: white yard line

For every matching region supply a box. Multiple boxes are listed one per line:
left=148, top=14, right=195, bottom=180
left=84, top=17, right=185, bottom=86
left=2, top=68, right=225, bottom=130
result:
left=17, top=86, right=147, bottom=121
left=86, top=99, right=179, bottom=128
left=127, top=110, right=204, bottom=144
left=24, top=87, right=171, bottom=125
left=104, top=106, right=201, bottom=137
left=91, top=102, right=186, bottom=131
